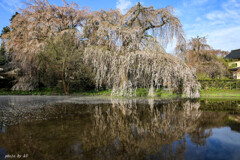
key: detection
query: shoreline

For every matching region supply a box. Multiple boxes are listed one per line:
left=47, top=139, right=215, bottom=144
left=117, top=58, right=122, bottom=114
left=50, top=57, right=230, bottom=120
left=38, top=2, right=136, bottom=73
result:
left=0, top=89, right=240, bottom=99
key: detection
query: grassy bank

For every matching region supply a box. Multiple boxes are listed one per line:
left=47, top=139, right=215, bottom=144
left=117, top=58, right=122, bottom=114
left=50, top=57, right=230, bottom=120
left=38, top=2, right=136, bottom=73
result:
left=1, top=87, right=240, bottom=99
left=200, top=89, right=240, bottom=99
left=0, top=88, right=181, bottom=98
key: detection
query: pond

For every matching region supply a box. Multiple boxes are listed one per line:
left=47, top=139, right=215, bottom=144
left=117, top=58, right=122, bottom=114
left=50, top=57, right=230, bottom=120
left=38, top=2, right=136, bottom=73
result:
left=0, top=96, right=240, bottom=160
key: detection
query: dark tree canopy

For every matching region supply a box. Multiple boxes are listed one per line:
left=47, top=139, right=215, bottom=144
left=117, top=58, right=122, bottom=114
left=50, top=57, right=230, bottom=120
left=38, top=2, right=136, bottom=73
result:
left=38, top=31, right=86, bottom=94
left=0, top=43, right=6, bottom=65
left=0, top=27, right=10, bottom=38
left=10, top=12, right=19, bottom=23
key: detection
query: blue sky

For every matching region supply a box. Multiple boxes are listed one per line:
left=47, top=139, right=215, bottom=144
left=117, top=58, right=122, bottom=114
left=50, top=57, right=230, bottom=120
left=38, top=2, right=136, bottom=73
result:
left=0, top=0, right=240, bottom=52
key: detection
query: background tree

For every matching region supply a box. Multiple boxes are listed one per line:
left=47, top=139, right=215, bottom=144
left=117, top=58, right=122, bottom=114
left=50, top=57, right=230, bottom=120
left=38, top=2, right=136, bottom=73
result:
left=0, top=42, right=6, bottom=65
left=0, top=27, right=10, bottom=38
left=0, top=26, right=11, bottom=65
left=186, top=36, right=211, bottom=67
left=209, top=49, right=229, bottom=58
left=10, top=12, right=19, bottom=23
left=0, top=12, right=21, bottom=66
left=0, top=12, right=20, bottom=74
left=176, top=36, right=229, bottom=79
left=38, top=31, right=94, bottom=94
left=0, top=12, right=20, bottom=39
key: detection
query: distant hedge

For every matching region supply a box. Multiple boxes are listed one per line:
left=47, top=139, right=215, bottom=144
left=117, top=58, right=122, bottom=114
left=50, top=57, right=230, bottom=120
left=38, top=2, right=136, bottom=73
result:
left=199, top=79, right=240, bottom=90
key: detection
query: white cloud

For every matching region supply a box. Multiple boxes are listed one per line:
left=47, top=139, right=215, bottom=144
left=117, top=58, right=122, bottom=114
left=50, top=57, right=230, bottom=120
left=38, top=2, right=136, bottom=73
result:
left=0, top=0, right=24, bottom=13
left=206, top=26, right=240, bottom=51
left=192, top=0, right=208, bottom=5
left=206, top=9, right=240, bottom=22
left=174, top=9, right=183, bottom=17
left=195, top=17, right=201, bottom=21
left=116, top=0, right=132, bottom=13
left=183, top=0, right=208, bottom=7
left=186, top=26, right=240, bottom=52
left=0, top=3, right=14, bottom=13
left=206, top=0, right=240, bottom=23
left=206, top=11, right=225, bottom=20
left=3, top=0, right=23, bottom=8
left=186, top=25, right=240, bottom=51
left=202, top=0, right=240, bottom=51
left=180, top=0, right=240, bottom=51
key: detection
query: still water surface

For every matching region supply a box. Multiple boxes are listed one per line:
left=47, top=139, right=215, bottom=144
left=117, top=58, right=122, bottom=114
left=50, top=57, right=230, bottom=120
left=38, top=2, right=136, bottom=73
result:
left=0, top=96, right=240, bottom=160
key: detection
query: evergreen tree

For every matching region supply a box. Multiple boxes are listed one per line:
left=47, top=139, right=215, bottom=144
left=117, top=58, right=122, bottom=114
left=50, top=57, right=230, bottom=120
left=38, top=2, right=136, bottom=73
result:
left=10, top=12, right=19, bottom=22
left=0, top=42, right=6, bottom=65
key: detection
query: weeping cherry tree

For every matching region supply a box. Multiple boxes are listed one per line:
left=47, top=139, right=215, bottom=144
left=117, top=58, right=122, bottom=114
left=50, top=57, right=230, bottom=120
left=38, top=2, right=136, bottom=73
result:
left=83, top=3, right=200, bottom=98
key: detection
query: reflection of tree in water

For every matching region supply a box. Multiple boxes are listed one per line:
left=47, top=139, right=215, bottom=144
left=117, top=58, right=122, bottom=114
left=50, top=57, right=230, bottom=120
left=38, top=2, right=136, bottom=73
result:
left=188, top=111, right=230, bottom=147
left=80, top=99, right=202, bottom=159
left=188, top=99, right=240, bottom=147
left=0, top=99, right=205, bottom=159
left=188, top=128, right=212, bottom=146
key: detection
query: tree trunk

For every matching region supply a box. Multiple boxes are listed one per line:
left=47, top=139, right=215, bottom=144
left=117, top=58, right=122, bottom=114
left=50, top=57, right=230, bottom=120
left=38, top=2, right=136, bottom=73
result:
left=67, top=72, right=70, bottom=95
left=61, top=72, right=69, bottom=95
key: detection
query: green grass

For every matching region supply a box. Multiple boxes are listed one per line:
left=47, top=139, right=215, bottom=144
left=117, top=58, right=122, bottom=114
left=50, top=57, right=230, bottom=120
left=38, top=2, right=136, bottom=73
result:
left=72, top=89, right=112, bottom=96
left=0, top=87, right=181, bottom=99
left=134, top=88, right=181, bottom=98
left=200, top=89, right=240, bottom=99
left=2, top=87, right=240, bottom=99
